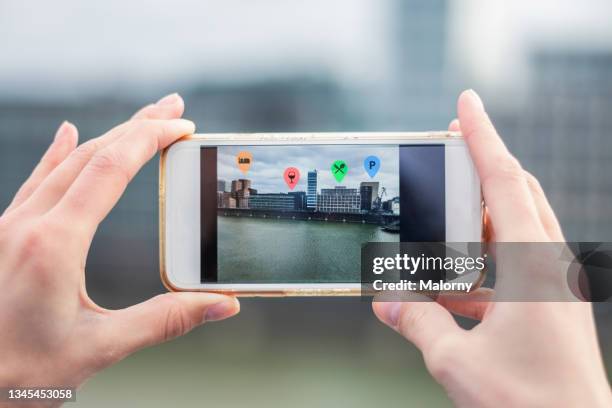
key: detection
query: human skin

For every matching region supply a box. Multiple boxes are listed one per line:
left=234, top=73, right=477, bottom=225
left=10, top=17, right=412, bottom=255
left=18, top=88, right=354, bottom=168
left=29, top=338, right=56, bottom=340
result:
left=373, top=90, right=612, bottom=407
left=0, top=93, right=240, bottom=407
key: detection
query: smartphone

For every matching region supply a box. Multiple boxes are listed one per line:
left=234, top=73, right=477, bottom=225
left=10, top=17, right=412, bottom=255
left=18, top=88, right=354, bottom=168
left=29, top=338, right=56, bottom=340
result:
left=160, top=132, right=482, bottom=296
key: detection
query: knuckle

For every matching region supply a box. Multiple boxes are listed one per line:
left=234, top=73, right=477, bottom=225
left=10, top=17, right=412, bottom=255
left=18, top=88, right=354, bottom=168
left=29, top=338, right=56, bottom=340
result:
left=524, top=170, right=544, bottom=192
left=88, top=148, right=131, bottom=183
left=8, top=218, right=68, bottom=280
left=73, top=139, right=100, bottom=161
left=161, top=296, right=193, bottom=341
left=397, top=304, right=428, bottom=336
left=15, top=225, right=54, bottom=272
left=138, top=121, right=164, bottom=147
left=130, top=121, right=163, bottom=156
left=45, top=150, right=66, bottom=169
left=20, top=226, right=46, bottom=255
left=16, top=183, right=36, bottom=200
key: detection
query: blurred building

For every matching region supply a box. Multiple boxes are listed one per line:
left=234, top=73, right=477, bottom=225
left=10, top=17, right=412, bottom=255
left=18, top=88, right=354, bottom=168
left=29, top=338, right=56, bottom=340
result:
left=317, top=186, right=361, bottom=213
left=374, top=0, right=454, bottom=129
left=184, top=79, right=352, bottom=133
left=217, top=179, right=227, bottom=192
left=491, top=49, right=612, bottom=240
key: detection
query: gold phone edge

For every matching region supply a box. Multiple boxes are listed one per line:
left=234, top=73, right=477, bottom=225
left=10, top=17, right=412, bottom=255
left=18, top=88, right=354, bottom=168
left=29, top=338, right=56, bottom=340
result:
left=159, top=132, right=486, bottom=298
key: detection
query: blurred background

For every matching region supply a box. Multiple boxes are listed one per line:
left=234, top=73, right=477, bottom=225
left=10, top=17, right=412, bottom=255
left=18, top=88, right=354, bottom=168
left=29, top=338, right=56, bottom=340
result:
left=1, top=0, right=611, bottom=406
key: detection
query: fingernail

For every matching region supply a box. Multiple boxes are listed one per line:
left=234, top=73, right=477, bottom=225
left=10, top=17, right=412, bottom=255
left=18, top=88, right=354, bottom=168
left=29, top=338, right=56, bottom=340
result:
left=466, top=89, right=485, bottom=111
left=54, top=121, right=71, bottom=142
left=156, top=93, right=180, bottom=106
left=378, top=302, right=402, bottom=327
left=204, top=299, right=239, bottom=322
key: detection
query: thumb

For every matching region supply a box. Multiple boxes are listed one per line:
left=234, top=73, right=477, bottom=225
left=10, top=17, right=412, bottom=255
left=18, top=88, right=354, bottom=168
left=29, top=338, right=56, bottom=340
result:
left=373, top=297, right=466, bottom=384
left=105, top=292, right=239, bottom=358
left=373, top=295, right=462, bottom=354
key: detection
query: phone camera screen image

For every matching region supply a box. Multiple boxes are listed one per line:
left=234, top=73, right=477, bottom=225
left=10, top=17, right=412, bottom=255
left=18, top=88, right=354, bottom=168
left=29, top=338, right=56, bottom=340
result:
left=200, top=144, right=445, bottom=283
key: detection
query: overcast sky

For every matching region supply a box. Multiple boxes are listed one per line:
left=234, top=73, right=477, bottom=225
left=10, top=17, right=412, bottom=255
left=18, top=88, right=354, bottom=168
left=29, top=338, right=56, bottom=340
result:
left=0, top=0, right=389, bottom=98
left=449, top=0, right=612, bottom=90
left=217, top=145, right=399, bottom=197
left=0, top=0, right=610, bottom=99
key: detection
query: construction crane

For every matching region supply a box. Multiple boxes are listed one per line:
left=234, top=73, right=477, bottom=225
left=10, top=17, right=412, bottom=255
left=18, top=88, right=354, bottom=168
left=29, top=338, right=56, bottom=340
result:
left=374, top=187, right=387, bottom=210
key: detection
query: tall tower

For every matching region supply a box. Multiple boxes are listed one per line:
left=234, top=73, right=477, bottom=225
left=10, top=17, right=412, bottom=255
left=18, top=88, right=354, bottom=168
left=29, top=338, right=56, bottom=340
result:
left=307, top=170, right=317, bottom=210
left=390, top=0, right=452, bottom=128
left=360, top=181, right=379, bottom=211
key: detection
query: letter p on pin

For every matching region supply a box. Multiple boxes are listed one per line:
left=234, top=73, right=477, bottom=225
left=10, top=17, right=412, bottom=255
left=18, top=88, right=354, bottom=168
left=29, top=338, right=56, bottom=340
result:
left=364, top=155, right=380, bottom=178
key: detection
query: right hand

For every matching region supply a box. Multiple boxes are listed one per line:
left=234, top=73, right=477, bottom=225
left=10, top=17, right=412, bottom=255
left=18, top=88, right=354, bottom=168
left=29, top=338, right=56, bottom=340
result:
left=373, top=90, right=612, bottom=407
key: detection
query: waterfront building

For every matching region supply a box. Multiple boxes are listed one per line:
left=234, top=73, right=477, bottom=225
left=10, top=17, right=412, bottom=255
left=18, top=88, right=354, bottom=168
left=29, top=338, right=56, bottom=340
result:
left=217, top=179, right=227, bottom=192
left=217, top=192, right=236, bottom=208
left=360, top=185, right=373, bottom=211
left=288, top=191, right=307, bottom=210
left=231, top=179, right=251, bottom=192
left=382, top=197, right=400, bottom=214
left=359, top=182, right=379, bottom=211
left=249, top=193, right=296, bottom=211
left=230, top=179, right=255, bottom=208
left=307, top=170, right=317, bottom=210
left=317, top=186, right=361, bottom=214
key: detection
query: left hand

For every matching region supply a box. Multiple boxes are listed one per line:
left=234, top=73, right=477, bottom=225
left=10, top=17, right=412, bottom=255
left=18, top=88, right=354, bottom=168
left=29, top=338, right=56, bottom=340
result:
left=0, top=93, right=240, bottom=399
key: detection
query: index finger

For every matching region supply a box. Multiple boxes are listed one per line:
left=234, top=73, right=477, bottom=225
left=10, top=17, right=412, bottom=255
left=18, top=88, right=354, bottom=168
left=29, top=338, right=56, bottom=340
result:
left=49, top=119, right=195, bottom=235
left=457, top=90, right=546, bottom=241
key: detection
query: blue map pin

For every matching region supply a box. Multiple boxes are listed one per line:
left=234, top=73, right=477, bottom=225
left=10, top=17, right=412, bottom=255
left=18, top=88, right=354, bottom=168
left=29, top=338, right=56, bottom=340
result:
left=364, top=155, right=381, bottom=178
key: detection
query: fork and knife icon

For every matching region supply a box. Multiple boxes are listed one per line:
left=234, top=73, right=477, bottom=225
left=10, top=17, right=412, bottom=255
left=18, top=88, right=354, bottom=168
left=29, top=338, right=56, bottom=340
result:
left=331, top=160, right=348, bottom=182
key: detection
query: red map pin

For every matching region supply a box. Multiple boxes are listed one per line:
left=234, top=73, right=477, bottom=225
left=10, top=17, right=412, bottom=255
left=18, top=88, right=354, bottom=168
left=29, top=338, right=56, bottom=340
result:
left=283, top=167, right=300, bottom=190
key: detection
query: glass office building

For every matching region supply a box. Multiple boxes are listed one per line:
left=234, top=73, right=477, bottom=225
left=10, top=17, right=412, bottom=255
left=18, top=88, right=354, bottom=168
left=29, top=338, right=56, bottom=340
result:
left=249, top=193, right=296, bottom=211
left=307, top=170, right=317, bottom=210
left=317, top=186, right=361, bottom=214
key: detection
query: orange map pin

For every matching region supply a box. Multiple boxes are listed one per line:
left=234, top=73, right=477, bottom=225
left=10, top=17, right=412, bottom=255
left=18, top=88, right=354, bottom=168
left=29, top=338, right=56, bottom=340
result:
left=236, top=151, right=253, bottom=174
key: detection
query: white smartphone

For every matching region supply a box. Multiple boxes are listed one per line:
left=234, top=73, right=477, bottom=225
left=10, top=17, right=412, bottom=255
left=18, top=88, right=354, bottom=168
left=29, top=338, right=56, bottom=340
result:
left=160, top=132, right=482, bottom=296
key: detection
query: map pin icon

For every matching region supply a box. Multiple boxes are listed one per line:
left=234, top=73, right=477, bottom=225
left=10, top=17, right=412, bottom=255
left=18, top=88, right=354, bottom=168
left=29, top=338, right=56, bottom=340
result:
left=236, top=151, right=253, bottom=174
left=364, top=155, right=380, bottom=178
left=331, top=160, right=348, bottom=182
left=283, top=167, right=300, bottom=190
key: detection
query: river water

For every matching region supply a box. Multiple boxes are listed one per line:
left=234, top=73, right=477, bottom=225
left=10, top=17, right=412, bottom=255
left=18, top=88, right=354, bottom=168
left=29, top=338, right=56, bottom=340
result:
left=218, top=216, right=398, bottom=282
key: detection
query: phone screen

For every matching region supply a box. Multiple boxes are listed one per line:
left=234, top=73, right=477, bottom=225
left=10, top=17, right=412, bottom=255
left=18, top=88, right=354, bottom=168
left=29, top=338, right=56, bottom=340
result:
left=200, top=144, right=445, bottom=283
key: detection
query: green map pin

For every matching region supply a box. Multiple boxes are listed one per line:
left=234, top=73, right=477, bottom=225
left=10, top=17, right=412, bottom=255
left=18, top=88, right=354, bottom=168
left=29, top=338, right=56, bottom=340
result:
left=331, top=160, right=348, bottom=182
